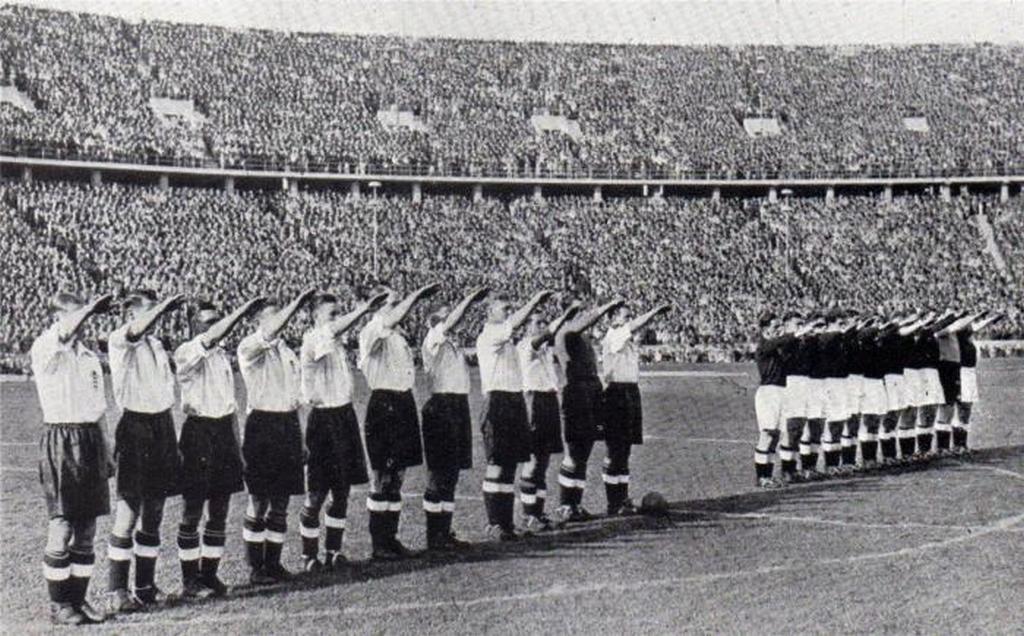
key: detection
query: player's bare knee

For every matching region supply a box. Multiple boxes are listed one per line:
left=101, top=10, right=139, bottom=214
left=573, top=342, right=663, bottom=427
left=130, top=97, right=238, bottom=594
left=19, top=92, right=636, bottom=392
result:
left=45, top=518, right=73, bottom=553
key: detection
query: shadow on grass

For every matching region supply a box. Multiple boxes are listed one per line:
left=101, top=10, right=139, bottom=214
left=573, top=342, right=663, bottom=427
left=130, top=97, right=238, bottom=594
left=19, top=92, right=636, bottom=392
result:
left=116, top=443, right=1024, bottom=621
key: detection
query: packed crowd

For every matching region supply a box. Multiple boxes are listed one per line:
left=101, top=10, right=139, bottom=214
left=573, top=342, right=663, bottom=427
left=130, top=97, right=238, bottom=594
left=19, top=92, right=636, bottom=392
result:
left=3, top=177, right=1022, bottom=373
left=3, top=5, right=1024, bottom=178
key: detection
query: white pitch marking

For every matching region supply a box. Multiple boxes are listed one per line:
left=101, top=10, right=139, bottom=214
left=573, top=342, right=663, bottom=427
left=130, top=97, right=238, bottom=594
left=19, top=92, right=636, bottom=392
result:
left=0, top=466, right=36, bottom=474
left=679, top=509, right=989, bottom=533
left=116, top=510, right=1024, bottom=630
left=970, top=464, right=1024, bottom=482
left=643, top=435, right=748, bottom=444
left=0, top=442, right=35, bottom=447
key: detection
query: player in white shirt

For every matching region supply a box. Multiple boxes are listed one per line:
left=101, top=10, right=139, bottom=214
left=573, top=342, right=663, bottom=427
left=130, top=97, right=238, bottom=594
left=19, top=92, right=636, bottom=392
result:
left=105, top=289, right=184, bottom=613
left=476, top=290, right=554, bottom=541
left=600, top=302, right=671, bottom=515
left=419, top=287, right=490, bottom=551
left=237, top=287, right=316, bottom=585
left=298, top=291, right=387, bottom=571
left=358, top=283, right=440, bottom=560
left=516, top=304, right=580, bottom=532
left=31, top=291, right=115, bottom=625
left=173, top=297, right=264, bottom=598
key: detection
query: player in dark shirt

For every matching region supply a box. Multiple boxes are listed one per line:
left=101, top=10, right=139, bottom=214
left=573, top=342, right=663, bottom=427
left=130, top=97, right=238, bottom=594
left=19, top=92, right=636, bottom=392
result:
left=953, top=311, right=1002, bottom=452
left=554, top=298, right=625, bottom=523
left=856, top=319, right=889, bottom=467
left=753, top=313, right=791, bottom=488
left=778, top=314, right=813, bottom=482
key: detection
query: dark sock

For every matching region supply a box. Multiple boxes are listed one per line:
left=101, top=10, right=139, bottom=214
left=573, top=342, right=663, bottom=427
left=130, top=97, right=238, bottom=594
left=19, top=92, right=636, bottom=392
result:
left=881, top=438, right=897, bottom=459
left=68, top=549, right=94, bottom=606
left=823, top=450, right=840, bottom=468
left=936, top=429, right=951, bottom=450
left=107, top=534, right=133, bottom=592
left=898, top=436, right=916, bottom=457
left=242, top=516, right=266, bottom=570
left=177, top=525, right=200, bottom=582
left=44, top=551, right=71, bottom=604
left=299, top=507, right=320, bottom=560
left=861, top=440, right=878, bottom=463
left=133, top=529, right=160, bottom=593
left=917, top=432, right=933, bottom=454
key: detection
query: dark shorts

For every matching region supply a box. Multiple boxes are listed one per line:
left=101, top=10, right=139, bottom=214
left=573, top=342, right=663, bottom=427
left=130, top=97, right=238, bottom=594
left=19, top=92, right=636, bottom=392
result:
left=306, top=404, right=370, bottom=492
left=603, top=382, right=644, bottom=445
left=526, top=391, right=564, bottom=455
left=40, top=421, right=112, bottom=521
left=481, top=391, right=531, bottom=465
left=242, top=410, right=305, bottom=497
left=115, top=409, right=181, bottom=500
left=364, top=390, right=423, bottom=472
left=179, top=413, right=244, bottom=501
left=938, top=361, right=960, bottom=406
left=421, top=393, right=473, bottom=472
left=562, top=378, right=604, bottom=443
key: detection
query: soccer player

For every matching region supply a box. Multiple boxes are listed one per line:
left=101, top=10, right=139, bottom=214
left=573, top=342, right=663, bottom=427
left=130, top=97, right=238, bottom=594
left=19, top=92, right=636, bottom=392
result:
left=174, top=297, right=265, bottom=597
left=299, top=291, right=387, bottom=571
left=819, top=312, right=853, bottom=476
left=32, top=292, right=115, bottom=625
left=855, top=315, right=889, bottom=469
left=953, top=311, right=1002, bottom=453
left=753, top=312, right=791, bottom=488
left=476, top=290, right=555, bottom=540
left=554, top=297, right=626, bottom=522
left=935, top=310, right=983, bottom=454
left=600, top=302, right=671, bottom=513
left=517, top=304, right=580, bottom=529
left=420, top=286, right=489, bottom=551
left=358, top=283, right=440, bottom=559
left=914, top=311, right=959, bottom=458
left=238, top=287, right=316, bottom=584
left=799, top=315, right=828, bottom=479
left=779, top=314, right=814, bottom=482
left=879, top=312, right=915, bottom=465
left=838, top=313, right=869, bottom=472
left=106, top=290, right=184, bottom=613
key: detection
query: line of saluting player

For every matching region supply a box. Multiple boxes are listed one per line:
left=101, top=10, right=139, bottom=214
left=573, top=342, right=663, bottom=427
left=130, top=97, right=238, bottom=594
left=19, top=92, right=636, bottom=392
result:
left=753, top=308, right=1002, bottom=488
left=29, top=284, right=671, bottom=625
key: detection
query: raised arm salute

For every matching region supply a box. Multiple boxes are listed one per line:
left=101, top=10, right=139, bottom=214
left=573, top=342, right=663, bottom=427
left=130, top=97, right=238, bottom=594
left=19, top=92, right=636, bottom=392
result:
left=555, top=297, right=625, bottom=523
left=600, top=302, right=671, bottom=515
left=359, top=283, right=440, bottom=560
left=476, top=290, right=554, bottom=540
left=173, top=297, right=264, bottom=599
left=298, top=291, right=387, bottom=572
left=32, top=292, right=115, bottom=625
left=516, top=301, right=581, bottom=532
left=420, top=286, right=489, bottom=551
left=237, top=287, right=316, bottom=586
left=106, top=290, right=185, bottom=614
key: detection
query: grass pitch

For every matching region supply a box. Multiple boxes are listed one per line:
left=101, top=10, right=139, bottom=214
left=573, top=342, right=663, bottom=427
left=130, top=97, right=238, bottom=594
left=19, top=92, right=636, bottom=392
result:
left=1, top=362, right=1022, bottom=634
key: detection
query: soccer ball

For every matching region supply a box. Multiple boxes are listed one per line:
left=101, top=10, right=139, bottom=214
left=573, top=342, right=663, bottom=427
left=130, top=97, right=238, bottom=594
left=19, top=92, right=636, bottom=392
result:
left=639, top=491, right=668, bottom=515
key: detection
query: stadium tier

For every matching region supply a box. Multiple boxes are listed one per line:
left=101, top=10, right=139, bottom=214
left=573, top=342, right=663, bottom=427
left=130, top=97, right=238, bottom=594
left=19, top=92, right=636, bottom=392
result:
left=2, top=4, right=1024, bottom=179
left=2, top=178, right=1022, bottom=373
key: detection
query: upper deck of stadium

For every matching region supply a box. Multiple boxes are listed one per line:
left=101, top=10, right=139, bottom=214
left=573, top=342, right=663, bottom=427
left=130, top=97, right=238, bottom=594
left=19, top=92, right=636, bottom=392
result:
left=2, top=2, right=1024, bottom=186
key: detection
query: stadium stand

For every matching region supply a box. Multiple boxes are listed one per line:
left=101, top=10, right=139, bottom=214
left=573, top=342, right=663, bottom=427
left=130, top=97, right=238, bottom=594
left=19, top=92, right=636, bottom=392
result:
left=2, top=178, right=1022, bottom=373
left=2, top=4, right=1024, bottom=178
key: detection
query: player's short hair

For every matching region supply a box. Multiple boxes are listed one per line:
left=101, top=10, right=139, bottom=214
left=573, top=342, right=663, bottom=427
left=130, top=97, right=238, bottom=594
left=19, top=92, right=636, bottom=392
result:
left=48, top=291, right=86, bottom=313
left=193, top=299, right=221, bottom=324
left=124, top=289, right=158, bottom=308
left=313, top=293, right=339, bottom=311
left=258, top=297, right=283, bottom=314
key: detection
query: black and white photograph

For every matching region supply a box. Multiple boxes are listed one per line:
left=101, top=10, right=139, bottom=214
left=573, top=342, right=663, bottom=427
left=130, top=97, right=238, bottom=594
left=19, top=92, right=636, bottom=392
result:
left=1, top=0, right=1022, bottom=632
